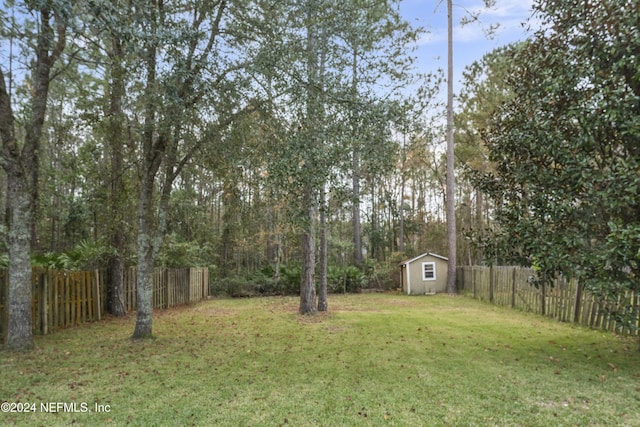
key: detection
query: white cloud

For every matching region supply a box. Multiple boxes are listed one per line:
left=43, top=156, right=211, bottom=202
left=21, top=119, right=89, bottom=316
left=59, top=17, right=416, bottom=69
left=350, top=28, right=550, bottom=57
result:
left=410, top=0, right=535, bottom=46
left=475, top=0, right=534, bottom=18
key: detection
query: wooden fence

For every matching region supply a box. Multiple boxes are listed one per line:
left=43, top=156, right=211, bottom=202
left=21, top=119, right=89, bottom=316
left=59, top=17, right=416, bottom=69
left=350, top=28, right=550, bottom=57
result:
left=0, top=267, right=209, bottom=337
left=457, top=266, right=639, bottom=336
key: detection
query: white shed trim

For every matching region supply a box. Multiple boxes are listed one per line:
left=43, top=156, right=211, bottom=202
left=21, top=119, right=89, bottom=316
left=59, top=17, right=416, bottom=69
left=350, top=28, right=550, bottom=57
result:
left=401, top=252, right=448, bottom=266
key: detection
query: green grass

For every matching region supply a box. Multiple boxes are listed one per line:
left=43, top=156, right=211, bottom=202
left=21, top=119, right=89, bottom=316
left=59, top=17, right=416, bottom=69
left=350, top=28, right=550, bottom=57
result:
left=1, top=294, right=639, bottom=426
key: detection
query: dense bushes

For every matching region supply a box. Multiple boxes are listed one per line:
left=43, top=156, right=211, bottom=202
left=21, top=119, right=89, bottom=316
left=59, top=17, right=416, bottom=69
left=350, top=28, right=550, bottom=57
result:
left=209, top=264, right=294, bottom=297
left=327, top=265, right=366, bottom=293
left=208, top=262, right=378, bottom=297
left=29, top=241, right=116, bottom=270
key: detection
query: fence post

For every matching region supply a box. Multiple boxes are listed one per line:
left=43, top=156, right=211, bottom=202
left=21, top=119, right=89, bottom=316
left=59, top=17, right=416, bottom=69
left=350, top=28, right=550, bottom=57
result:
left=489, top=265, right=494, bottom=303
left=204, top=268, right=209, bottom=299
left=42, top=273, right=48, bottom=335
left=76, top=272, right=82, bottom=325
left=94, top=269, right=102, bottom=321
left=511, top=267, right=516, bottom=308
left=164, top=268, right=169, bottom=308
left=472, top=267, right=477, bottom=298
left=572, top=281, right=582, bottom=323
left=541, top=282, right=546, bottom=316
left=204, top=268, right=208, bottom=299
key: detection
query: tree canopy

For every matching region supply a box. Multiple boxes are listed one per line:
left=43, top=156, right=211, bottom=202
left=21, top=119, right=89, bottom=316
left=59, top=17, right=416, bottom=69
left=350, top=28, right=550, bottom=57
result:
left=467, top=0, right=639, bottom=329
left=2, top=0, right=638, bottom=349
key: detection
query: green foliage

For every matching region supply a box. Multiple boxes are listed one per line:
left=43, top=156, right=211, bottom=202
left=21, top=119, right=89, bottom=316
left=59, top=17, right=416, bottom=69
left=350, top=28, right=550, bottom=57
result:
left=209, top=263, right=301, bottom=298
left=278, top=262, right=302, bottom=295
left=364, top=254, right=403, bottom=290
left=210, top=275, right=259, bottom=298
left=327, top=265, right=366, bottom=293
left=0, top=253, right=9, bottom=269
left=207, top=262, right=370, bottom=297
left=2, top=0, right=446, bottom=315
left=469, top=1, right=640, bottom=328
left=157, top=235, right=215, bottom=269
left=31, top=240, right=115, bottom=270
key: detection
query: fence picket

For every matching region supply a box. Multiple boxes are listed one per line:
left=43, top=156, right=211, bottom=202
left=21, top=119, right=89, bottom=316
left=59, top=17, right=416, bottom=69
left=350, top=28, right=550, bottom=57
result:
left=42, top=274, right=48, bottom=335
left=0, top=267, right=208, bottom=338
left=457, top=266, right=638, bottom=337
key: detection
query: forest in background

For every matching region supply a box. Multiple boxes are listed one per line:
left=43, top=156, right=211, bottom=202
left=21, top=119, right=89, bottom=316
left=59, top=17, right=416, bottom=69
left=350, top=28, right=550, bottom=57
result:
left=1, top=0, right=638, bottom=350
left=0, top=1, right=479, bottom=294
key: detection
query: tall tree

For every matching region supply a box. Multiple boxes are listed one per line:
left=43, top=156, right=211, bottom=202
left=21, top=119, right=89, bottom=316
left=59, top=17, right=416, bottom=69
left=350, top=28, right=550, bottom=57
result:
left=297, top=0, right=322, bottom=315
left=445, top=0, right=457, bottom=293
left=456, top=45, right=518, bottom=265
left=131, top=0, right=248, bottom=338
left=334, top=0, right=418, bottom=268
left=440, top=0, right=497, bottom=292
left=472, top=0, right=640, bottom=346
left=81, top=0, right=134, bottom=315
left=102, top=2, right=131, bottom=317
left=0, top=2, right=70, bottom=350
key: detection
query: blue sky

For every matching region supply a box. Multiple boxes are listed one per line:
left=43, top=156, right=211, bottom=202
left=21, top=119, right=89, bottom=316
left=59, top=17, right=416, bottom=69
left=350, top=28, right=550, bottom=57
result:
left=399, top=0, right=538, bottom=92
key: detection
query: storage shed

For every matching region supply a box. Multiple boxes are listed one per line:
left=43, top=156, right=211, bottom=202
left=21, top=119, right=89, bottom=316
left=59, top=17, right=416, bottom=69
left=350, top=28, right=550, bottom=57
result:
left=399, top=253, right=448, bottom=295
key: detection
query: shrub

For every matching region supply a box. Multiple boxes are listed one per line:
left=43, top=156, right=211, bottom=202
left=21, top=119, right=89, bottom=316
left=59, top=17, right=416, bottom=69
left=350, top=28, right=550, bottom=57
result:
left=278, top=262, right=302, bottom=295
left=362, top=257, right=398, bottom=290
left=157, top=236, right=215, bottom=268
left=210, top=276, right=257, bottom=298
left=327, top=265, right=365, bottom=293
left=31, top=241, right=116, bottom=270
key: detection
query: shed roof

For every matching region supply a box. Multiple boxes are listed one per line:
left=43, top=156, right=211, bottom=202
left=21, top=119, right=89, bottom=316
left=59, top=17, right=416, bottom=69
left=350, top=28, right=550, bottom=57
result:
left=400, top=252, right=448, bottom=266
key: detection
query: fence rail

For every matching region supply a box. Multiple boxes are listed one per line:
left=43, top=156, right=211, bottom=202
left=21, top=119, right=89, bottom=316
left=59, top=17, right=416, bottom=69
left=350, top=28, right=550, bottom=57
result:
left=0, top=267, right=208, bottom=337
left=457, top=266, right=639, bottom=336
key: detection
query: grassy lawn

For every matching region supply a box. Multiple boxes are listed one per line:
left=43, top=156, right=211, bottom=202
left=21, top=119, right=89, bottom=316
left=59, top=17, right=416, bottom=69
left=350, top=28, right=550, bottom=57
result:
left=1, top=294, right=639, bottom=426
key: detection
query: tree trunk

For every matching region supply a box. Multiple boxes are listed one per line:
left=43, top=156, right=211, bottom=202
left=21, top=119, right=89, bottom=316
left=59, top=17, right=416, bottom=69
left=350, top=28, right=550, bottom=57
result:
left=4, top=183, right=34, bottom=351
left=107, top=255, right=126, bottom=316
left=299, top=188, right=317, bottom=315
left=352, top=150, right=362, bottom=267
left=445, top=0, right=458, bottom=293
left=318, top=186, right=328, bottom=312
left=351, top=46, right=363, bottom=268
left=399, top=135, right=406, bottom=253
left=0, top=6, right=65, bottom=350
left=475, top=189, right=484, bottom=264
left=1, top=104, right=35, bottom=352
left=106, top=35, right=127, bottom=316
left=132, top=177, right=155, bottom=339
left=220, top=177, right=240, bottom=277
left=132, top=25, right=159, bottom=339
left=370, top=176, right=377, bottom=260
left=300, top=0, right=319, bottom=315
left=132, top=109, right=181, bottom=339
